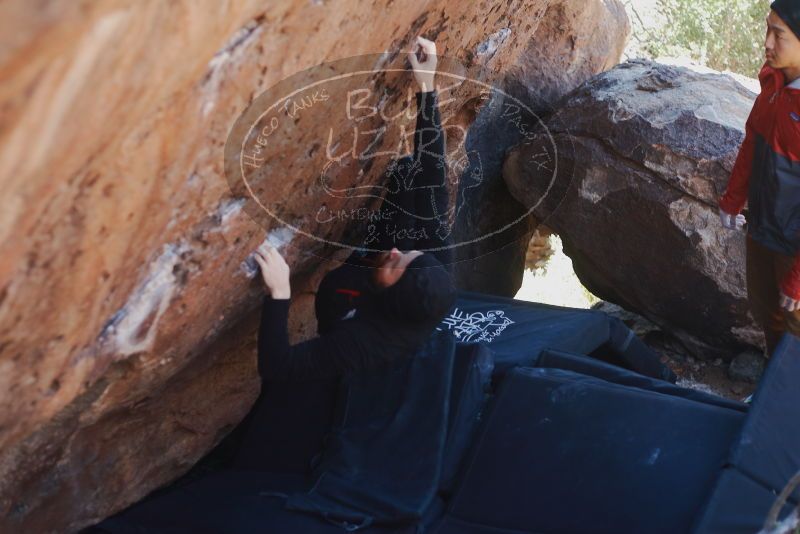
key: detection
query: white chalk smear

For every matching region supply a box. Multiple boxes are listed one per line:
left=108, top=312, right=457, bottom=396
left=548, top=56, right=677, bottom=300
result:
left=265, top=226, right=297, bottom=248
left=202, top=19, right=263, bottom=116
left=372, top=51, right=392, bottom=72
left=216, top=197, right=246, bottom=227
left=475, top=28, right=511, bottom=61
left=105, top=243, right=189, bottom=357
left=240, top=226, right=298, bottom=278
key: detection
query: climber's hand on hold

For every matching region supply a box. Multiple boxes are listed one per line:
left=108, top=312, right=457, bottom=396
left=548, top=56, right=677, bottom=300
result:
left=254, top=242, right=291, bottom=300
left=719, top=208, right=746, bottom=231
left=408, top=36, right=437, bottom=92
left=780, top=290, right=800, bottom=312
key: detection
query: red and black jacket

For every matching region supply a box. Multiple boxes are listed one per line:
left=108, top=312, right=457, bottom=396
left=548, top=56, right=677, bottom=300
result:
left=719, top=62, right=800, bottom=299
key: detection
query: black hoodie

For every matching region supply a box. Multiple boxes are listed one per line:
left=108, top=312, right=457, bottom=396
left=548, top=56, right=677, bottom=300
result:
left=257, top=89, right=455, bottom=381
left=257, top=253, right=455, bottom=381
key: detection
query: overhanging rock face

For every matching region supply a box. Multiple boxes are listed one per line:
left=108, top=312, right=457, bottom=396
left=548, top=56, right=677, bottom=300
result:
left=504, top=58, right=763, bottom=360
left=0, top=0, right=627, bottom=531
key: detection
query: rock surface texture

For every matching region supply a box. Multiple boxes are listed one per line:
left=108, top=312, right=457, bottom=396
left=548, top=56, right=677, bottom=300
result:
left=504, top=58, right=763, bottom=360
left=451, top=0, right=629, bottom=295
left=0, top=0, right=630, bottom=531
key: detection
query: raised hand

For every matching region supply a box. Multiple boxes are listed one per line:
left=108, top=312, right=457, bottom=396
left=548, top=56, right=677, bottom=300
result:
left=408, top=36, right=438, bottom=92
left=253, top=242, right=291, bottom=299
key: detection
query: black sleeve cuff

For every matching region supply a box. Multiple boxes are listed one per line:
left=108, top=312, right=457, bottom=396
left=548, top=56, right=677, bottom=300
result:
left=416, top=87, right=437, bottom=99
left=416, top=90, right=438, bottom=115
left=262, top=295, right=291, bottom=314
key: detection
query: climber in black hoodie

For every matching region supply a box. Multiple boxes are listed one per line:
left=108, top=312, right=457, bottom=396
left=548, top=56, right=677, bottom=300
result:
left=254, top=36, right=457, bottom=381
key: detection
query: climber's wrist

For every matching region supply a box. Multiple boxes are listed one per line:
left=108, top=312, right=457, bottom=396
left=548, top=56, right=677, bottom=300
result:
left=269, top=286, right=291, bottom=300
left=416, top=74, right=435, bottom=93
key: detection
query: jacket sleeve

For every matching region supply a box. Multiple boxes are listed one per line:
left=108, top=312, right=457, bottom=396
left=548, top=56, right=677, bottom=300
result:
left=413, top=90, right=445, bottom=173
left=413, top=90, right=453, bottom=266
left=718, top=117, right=755, bottom=215
left=258, top=296, right=389, bottom=381
left=780, top=260, right=800, bottom=301
left=719, top=62, right=772, bottom=215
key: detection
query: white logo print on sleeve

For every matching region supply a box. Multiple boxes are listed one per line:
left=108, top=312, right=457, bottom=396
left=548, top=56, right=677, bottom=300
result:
left=436, top=308, right=515, bottom=343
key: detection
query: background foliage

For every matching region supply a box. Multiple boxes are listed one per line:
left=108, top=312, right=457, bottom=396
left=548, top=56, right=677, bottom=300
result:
left=625, top=0, right=772, bottom=76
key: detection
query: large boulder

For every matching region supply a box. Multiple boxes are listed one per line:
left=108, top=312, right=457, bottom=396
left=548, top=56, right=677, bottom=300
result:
left=504, top=58, right=763, bottom=360
left=452, top=0, right=630, bottom=296
left=0, top=0, right=632, bottom=531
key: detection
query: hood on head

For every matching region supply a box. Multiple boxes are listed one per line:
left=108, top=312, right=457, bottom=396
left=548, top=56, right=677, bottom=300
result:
left=377, top=253, right=456, bottom=323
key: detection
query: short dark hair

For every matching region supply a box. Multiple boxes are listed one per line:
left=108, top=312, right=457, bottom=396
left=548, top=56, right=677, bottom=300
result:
left=772, top=0, right=800, bottom=40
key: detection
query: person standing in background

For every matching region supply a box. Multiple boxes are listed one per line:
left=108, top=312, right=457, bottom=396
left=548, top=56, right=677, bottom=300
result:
left=719, top=0, right=800, bottom=356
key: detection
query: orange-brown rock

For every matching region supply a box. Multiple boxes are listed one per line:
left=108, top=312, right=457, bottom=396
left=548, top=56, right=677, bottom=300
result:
left=0, top=1, right=628, bottom=531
